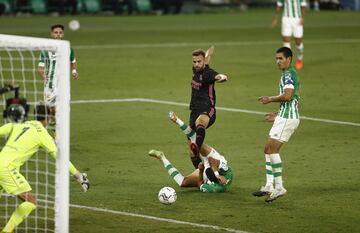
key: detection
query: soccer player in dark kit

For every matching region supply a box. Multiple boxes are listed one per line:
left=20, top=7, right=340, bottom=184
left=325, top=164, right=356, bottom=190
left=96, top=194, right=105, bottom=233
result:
left=170, top=46, right=228, bottom=168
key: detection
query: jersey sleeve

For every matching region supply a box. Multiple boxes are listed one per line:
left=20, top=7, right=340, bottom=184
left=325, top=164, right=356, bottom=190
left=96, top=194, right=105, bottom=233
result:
left=202, top=66, right=218, bottom=84
left=283, top=72, right=295, bottom=89
left=0, top=123, right=13, bottom=137
left=277, top=0, right=284, bottom=7
left=38, top=51, right=46, bottom=67
left=70, top=48, right=76, bottom=64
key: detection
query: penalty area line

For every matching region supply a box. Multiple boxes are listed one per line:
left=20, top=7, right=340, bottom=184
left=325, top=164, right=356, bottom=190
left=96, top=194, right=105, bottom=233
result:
left=70, top=204, right=250, bottom=233
left=71, top=98, right=360, bottom=127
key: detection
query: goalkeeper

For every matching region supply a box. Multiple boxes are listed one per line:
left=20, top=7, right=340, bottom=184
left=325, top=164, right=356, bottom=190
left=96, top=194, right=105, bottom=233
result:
left=0, top=104, right=89, bottom=233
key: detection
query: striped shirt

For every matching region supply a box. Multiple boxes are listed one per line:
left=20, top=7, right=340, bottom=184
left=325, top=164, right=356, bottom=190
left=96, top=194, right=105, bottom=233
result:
left=38, top=48, right=76, bottom=89
left=278, top=67, right=300, bottom=119
left=277, top=0, right=307, bottom=18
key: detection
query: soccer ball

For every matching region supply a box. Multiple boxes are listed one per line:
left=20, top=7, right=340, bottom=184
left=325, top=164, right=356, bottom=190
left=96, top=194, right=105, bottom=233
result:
left=68, top=20, right=80, bottom=31
left=158, top=187, right=177, bottom=204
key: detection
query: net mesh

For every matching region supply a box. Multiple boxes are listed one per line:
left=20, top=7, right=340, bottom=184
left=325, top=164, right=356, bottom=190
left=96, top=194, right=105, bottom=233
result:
left=0, top=46, right=57, bottom=233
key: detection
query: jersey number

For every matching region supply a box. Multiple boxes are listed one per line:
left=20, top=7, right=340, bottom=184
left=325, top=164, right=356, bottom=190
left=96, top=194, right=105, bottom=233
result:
left=14, top=127, right=30, bottom=142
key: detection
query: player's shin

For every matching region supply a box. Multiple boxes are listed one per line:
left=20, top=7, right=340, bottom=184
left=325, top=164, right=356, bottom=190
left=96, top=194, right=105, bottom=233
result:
left=270, top=153, right=283, bottom=189
left=2, top=202, right=36, bottom=232
left=161, top=156, right=184, bottom=186
left=195, top=124, right=206, bottom=148
left=265, top=154, right=274, bottom=186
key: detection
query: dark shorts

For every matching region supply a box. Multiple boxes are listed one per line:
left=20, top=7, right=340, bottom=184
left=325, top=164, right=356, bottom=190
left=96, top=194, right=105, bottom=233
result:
left=189, top=109, right=216, bottom=131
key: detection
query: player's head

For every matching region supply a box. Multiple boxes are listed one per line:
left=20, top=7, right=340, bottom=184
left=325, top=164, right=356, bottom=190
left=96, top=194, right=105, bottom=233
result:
left=276, top=47, right=293, bottom=70
left=51, top=24, right=65, bottom=40
left=192, top=49, right=206, bottom=72
left=6, top=104, right=26, bottom=123
left=34, top=104, right=50, bottom=125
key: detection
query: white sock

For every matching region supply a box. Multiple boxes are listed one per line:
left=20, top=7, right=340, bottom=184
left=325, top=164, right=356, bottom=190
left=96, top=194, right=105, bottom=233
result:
left=265, top=154, right=274, bottom=186
left=177, top=121, right=196, bottom=143
left=283, top=42, right=291, bottom=48
left=161, top=156, right=184, bottom=186
left=270, top=153, right=283, bottom=189
left=296, top=43, right=304, bottom=60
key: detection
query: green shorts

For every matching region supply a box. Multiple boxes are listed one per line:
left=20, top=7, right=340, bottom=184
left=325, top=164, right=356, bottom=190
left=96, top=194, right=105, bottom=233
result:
left=200, top=167, right=233, bottom=193
left=0, top=166, right=31, bottom=195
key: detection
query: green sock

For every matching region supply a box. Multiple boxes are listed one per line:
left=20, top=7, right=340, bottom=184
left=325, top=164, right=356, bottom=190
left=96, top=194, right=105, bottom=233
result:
left=3, top=201, right=36, bottom=232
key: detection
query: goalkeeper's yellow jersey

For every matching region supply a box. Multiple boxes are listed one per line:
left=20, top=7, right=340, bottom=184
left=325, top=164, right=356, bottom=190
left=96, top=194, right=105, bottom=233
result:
left=0, top=120, right=56, bottom=168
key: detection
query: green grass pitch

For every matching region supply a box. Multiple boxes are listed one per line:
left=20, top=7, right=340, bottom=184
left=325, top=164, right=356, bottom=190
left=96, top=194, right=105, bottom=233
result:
left=1, top=9, right=360, bottom=233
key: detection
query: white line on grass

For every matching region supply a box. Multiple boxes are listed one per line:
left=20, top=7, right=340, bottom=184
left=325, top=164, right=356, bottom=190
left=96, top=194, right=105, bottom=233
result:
left=71, top=98, right=360, bottom=127
left=70, top=204, right=250, bottom=233
left=74, top=39, right=360, bottom=50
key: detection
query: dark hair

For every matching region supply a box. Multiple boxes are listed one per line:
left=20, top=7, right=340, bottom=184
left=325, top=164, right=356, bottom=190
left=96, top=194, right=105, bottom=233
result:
left=276, top=47, right=293, bottom=58
left=192, top=49, right=206, bottom=57
left=51, top=24, right=64, bottom=31
left=34, top=104, right=50, bottom=121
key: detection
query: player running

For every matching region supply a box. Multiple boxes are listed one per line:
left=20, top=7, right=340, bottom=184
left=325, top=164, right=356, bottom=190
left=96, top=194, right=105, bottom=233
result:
left=253, top=47, right=300, bottom=203
left=271, top=0, right=307, bottom=70
left=37, top=24, right=79, bottom=133
left=0, top=104, right=89, bottom=233
left=188, top=46, right=228, bottom=167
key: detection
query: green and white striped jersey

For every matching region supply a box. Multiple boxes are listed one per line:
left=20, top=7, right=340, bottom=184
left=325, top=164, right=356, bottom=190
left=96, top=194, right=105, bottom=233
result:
left=38, top=48, right=76, bottom=89
left=277, top=0, right=307, bottom=18
left=278, top=67, right=300, bottom=119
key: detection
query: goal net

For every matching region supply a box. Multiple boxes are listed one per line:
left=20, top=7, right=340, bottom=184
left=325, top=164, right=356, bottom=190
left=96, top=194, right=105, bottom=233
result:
left=0, top=34, right=70, bottom=233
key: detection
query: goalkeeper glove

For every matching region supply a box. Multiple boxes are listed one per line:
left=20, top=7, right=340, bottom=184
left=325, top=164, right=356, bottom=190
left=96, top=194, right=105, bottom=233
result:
left=76, top=173, right=90, bottom=192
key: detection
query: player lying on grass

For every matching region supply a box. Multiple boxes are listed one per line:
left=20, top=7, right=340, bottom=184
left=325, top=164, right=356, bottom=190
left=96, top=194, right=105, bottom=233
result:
left=149, top=143, right=232, bottom=193
left=0, top=104, right=89, bottom=233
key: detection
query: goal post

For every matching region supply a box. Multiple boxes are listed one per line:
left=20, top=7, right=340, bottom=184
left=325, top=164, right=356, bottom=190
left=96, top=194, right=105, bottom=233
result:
left=0, top=34, right=70, bottom=233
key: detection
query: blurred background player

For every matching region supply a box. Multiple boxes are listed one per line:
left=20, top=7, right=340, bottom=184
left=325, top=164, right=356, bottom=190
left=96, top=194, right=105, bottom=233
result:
left=37, top=24, right=79, bottom=133
left=188, top=46, right=228, bottom=167
left=253, top=47, right=300, bottom=203
left=149, top=143, right=232, bottom=193
left=0, top=104, right=89, bottom=233
left=271, top=0, right=307, bottom=70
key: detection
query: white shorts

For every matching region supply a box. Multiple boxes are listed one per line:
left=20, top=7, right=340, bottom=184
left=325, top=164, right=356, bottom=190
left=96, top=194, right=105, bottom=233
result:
left=281, top=17, right=304, bottom=38
left=269, top=116, right=300, bottom=143
left=44, top=88, right=56, bottom=107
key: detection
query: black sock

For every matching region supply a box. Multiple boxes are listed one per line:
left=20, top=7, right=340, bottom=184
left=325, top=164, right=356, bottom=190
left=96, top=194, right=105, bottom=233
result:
left=191, top=156, right=202, bottom=168
left=196, top=124, right=206, bottom=148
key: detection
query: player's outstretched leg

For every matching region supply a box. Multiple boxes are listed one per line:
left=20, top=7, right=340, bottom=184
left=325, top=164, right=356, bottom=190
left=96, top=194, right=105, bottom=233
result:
left=148, top=150, right=184, bottom=186
left=168, top=111, right=196, bottom=143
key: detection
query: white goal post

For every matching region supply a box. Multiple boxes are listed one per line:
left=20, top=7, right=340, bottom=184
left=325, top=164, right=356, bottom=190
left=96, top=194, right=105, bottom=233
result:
left=0, top=34, right=70, bottom=233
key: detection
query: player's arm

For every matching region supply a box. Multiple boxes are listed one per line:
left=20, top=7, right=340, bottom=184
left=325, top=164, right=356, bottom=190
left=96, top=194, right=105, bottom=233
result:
left=38, top=52, right=48, bottom=81
left=40, top=128, right=90, bottom=192
left=205, top=46, right=214, bottom=65
left=208, top=157, right=227, bottom=185
left=258, top=88, right=293, bottom=104
left=70, top=48, right=79, bottom=80
left=272, top=1, right=283, bottom=28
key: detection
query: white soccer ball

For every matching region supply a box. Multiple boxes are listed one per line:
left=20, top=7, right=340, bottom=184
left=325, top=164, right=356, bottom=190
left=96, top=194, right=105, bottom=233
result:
left=68, top=20, right=80, bottom=31
left=158, top=187, right=177, bottom=205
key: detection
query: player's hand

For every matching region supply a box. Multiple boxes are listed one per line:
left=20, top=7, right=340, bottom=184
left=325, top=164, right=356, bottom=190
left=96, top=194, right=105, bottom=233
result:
left=258, top=96, right=271, bottom=104
left=217, top=175, right=227, bottom=185
left=265, top=112, right=277, bottom=122
left=198, top=162, right=204, bottom=172
left=76, top=173, right=90, bottom=192
left=300, top=17, right=304, bottom=26
left=72, top=70, right=79, bottom=80
left=216, top=74, right=228, bottom=83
